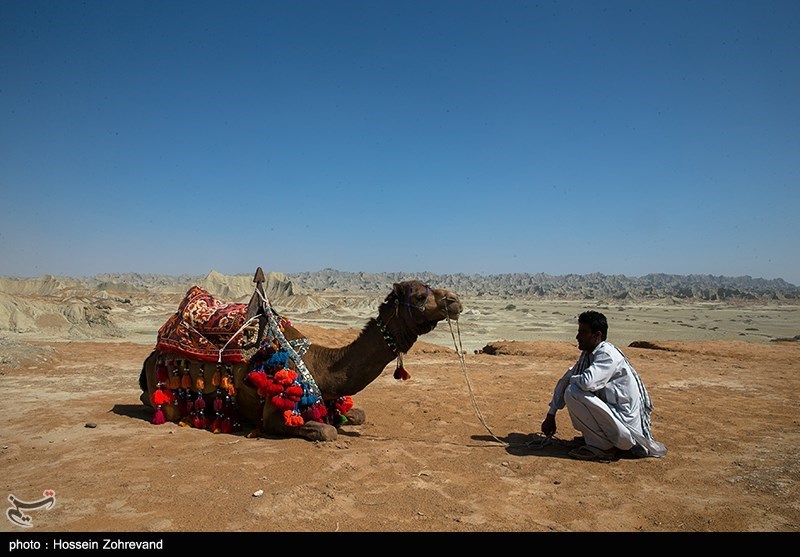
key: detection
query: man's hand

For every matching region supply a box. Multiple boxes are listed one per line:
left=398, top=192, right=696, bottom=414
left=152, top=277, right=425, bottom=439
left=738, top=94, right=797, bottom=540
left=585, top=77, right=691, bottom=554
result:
left=541, top=413, right=556, bottom=437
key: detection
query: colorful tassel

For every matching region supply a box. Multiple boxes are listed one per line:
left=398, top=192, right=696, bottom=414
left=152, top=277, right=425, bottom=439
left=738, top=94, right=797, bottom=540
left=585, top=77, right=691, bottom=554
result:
left=393, top=354, right=411, bottom=380
left=191, top=413, right=207, bottom=429
left=221, top=375, right=235, bottom=396
left=274, top=368, right=297, bottom=385
left=152, top=407, right=165, bottom=425
left=168, top=367, right=181, bottom=390
left=247, top=371, right=268, bottom=389
left=283, top=410, right=304, bottom=427
left=151, top=388, right=173, bottom=406
left=335, top=396, right=354, bottom=414
left=285, top=385, right=303, bottom=399
left=219, top=417, right=233, bottom=434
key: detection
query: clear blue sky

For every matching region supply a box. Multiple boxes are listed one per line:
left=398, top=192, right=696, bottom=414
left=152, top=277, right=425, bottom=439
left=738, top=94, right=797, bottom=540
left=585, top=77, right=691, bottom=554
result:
left=2, top=1, right=798, bottom=285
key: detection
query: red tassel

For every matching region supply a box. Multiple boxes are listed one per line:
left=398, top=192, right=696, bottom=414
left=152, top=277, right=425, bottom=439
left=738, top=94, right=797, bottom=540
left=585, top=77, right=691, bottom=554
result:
left=151, top=388, right=173, bottom=406
left=210, top=417, right=221, bottom=433
left=394, top=354, right=410, bottom=380
left=271, top=394, right=295, bottom=411
left=191, top=413, right=207, bottom=429
left=393, top=364, right=411, bottom=380
left=303, top=403, right=326, bottom=422
left=285, top=385, right=303, bottom=399
left=194, top=396, right=206, bottom=411
left=246, top=371, right=265, bottom=388
left=152, top=407, right=165, bottom=425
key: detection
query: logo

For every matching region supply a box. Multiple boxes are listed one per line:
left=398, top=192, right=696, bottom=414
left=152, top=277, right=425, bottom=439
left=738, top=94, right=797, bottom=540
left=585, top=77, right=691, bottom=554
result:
left=6, top=490, right=56, bottom=528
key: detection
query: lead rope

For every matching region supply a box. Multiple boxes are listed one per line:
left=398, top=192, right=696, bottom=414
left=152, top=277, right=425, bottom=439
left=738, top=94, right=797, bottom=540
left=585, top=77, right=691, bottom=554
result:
left=444, top=310, right=510, bottom=446
left=444, top=306, right=556, bottom=450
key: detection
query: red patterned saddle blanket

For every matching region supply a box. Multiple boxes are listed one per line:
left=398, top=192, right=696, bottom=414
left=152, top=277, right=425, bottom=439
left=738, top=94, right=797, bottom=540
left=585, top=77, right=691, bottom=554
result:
left=156, top=286, right=263, bottom=363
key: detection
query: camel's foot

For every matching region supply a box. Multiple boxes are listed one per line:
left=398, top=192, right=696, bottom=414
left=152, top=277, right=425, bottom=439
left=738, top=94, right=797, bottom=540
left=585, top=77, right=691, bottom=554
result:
left=343, top=407, right=366, bottom=426
left=264, top=410, right=338, bottom=441
left=296, top=421, right=338, bottom=442
left=139, top=391, right=151, bottom=408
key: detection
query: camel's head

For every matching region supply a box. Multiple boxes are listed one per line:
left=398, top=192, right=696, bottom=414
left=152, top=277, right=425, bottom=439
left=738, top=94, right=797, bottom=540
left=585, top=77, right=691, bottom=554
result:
left=380, top=280, right=463, bottom=340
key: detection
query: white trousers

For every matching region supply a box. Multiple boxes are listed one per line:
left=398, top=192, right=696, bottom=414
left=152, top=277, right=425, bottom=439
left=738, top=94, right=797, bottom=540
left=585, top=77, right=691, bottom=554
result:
left=564, top=384, right=636, bottom=451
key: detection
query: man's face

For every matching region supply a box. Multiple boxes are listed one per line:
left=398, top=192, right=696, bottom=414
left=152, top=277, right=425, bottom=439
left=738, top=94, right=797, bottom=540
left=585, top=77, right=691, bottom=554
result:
left=576, top=322, right=602, bottom=352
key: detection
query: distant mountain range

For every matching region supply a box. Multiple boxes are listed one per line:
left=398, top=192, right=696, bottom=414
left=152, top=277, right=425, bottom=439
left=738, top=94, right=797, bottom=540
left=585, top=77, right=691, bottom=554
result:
left=3, top=268, right=794, bottom=302
left=1, top=269, right=796, bottom=340
left=287, top=269, right=799, bottom=301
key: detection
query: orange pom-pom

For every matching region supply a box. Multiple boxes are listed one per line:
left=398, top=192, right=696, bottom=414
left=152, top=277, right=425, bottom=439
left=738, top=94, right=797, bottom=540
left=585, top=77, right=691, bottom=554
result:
left=335, top=396, right=354, bottom=414
left=274, top=369, right=297, bottom=385
left=212, top=370, right=221, bottom=387
left=181, top=373, right=191, bottom=389
left=283, top=410, right=304, bottom=427
left=195, top=375, right=205, bottom=391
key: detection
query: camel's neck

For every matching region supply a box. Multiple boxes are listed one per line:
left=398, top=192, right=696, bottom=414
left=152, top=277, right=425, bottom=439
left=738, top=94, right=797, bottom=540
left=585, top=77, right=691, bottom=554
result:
left=303, top=318, right=409, bottom=399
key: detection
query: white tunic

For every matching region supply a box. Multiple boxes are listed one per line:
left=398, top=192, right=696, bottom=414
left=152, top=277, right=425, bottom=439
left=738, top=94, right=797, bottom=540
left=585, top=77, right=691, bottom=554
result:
left=548, top=340, right=667, bottom=457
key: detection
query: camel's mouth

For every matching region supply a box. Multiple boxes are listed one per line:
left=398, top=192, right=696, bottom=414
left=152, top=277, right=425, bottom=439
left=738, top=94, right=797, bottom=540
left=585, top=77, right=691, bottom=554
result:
left=443, top=297, right=463, bottom=320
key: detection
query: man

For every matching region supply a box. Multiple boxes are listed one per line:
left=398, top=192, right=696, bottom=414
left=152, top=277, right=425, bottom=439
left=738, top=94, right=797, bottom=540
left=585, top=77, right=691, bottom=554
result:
left=540, top=310, right=667, bottom=461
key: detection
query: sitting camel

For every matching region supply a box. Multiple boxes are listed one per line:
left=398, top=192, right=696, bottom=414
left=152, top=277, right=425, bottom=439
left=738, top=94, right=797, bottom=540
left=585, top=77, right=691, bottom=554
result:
left=139, top=273, right=462, bottom=441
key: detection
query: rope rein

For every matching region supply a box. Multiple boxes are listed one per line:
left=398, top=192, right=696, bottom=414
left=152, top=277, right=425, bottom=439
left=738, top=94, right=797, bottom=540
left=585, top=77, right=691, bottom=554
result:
left=444, top=309, right=508, bottom=446
left=443, top=304, right=563, bottom=451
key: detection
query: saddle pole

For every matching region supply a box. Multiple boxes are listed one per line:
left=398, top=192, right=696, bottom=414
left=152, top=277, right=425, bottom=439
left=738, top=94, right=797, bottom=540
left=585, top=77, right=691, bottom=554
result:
left=246, top=267, right=269, bottom=347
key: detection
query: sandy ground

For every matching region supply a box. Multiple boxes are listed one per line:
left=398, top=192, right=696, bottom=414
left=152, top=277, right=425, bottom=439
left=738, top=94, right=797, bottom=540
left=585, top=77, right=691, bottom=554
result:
left=1, top=300, right=799, bottom=535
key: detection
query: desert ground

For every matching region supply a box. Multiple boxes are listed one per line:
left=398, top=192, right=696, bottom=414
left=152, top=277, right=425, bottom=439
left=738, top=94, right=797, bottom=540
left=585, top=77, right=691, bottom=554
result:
left=1, top=284, right=799, bottom=534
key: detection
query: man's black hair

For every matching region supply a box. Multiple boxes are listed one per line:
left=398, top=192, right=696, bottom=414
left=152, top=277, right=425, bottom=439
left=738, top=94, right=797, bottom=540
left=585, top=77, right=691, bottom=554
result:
left=578, top=310, right=608, bottom=341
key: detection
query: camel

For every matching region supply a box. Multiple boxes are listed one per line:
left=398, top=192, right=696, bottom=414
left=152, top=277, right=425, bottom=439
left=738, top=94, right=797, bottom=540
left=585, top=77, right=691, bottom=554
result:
left=139, top=271, right=462, bottom=441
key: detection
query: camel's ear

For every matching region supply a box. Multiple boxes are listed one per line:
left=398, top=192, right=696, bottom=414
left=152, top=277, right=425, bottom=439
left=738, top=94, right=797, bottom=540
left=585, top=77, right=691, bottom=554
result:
left=388, top=282, right=405, bottom=302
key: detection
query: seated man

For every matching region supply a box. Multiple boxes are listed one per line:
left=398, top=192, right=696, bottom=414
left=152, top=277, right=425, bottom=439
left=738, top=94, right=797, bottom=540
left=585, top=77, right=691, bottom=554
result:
left=540, top=310, right=667, bottom=461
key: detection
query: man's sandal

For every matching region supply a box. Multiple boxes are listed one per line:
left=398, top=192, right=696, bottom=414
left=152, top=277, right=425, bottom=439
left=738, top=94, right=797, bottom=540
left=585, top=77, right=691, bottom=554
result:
left=567, top=445, right=616, bottom=462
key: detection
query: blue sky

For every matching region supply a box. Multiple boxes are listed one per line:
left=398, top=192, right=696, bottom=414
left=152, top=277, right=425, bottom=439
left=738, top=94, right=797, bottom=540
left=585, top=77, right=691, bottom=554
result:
left=2, top=1, right=798, bottom=285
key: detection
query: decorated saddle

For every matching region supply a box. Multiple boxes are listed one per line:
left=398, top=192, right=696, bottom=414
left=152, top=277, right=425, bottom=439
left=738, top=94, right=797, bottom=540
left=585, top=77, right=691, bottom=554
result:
left=150, top=282, right=354, bottom=432
left=156, top=286, right=268, bottom=363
